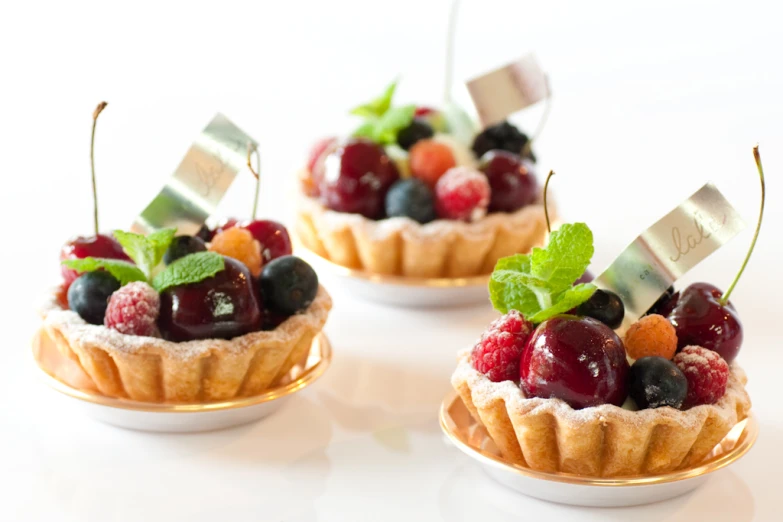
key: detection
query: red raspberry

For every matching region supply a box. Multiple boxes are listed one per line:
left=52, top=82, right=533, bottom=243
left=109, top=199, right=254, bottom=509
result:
left=471, top=310, right=534, bottom=382
left=673, top=345, right=729, bottom=407
left=104, top=282, right=161, bottom=337
left=435, top=167, right=490, bottom=222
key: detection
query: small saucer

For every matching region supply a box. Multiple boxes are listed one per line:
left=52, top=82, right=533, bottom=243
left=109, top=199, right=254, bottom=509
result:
left=32, top=329, right=332, bottom=433
left=440, top=392, right=758, bottom=507
left=295, top=243, right=489, bottom=307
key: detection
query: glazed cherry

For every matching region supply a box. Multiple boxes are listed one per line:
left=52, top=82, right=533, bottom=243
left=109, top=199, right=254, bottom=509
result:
left=305, top=137, right=339, bottom=197
left=646, top=286, right=676, bottom=316
left=319, top=139, right=400, bottom=219
left=667, top=282, right=742, bottom=363
left=520, top=315, right=629, bottom=409
left=479, top=150, right=539, bottom=212
left=241, top=219, right=293, bottom=263
left=158, top=257, right=262, bottom=342
left=60, top=234, right=131, bottom=287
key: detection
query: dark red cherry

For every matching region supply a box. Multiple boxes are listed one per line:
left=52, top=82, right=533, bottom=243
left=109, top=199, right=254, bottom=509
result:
left=520, top=315, right=629, bottom=409
left=158, top=257, right=262, bottom=342
left=60, top=234, right=132, bottom=288
left=214, top=218, right=239, bottom=234
left=240, top=220, right=293, bottom=264
left=479, top=150, right=539, bottom=213
left=319, top=139, right=400, bottom=219
left=667, top=282, right=742, bottom=364
left=305, top=137, right=339, bottom=197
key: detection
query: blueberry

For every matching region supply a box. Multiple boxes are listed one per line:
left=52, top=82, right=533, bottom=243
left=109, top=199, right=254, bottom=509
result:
left=260, top=256, right=318, bottom=316
left=67, top=271, right=121, bottom=325
left=164, top=235, right=207, bottom=265
left=471, top=121, right=535, bottom=162
left=629, top=357, right=688, bottom=410
left=385, top=179, right=436, bottom=224
left=576, top=289, right=625, bottom=329
left=397, top=118, right=434, bottom=151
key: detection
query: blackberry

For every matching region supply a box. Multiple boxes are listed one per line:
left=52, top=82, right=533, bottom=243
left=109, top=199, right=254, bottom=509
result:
left=385, top=179, right=436, bottom=224
left=396, top=118, right=434, bottom=151
left=471, top=121, right=535, bottom=162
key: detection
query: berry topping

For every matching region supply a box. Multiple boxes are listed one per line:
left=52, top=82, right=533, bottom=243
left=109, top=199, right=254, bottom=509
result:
left=241, top=219, right=293, bottom=264
left=472, top=121, right=534, bottom=161
left=575, top=289, right=625, bottom=329
left=673, top=346, right=730, bottom=407
left=320, top=139, right=400, bottom=219
left=520, top=316, right=630, bottom=409
left=163, top=235, right=207, bottom=265
left=471, top=310, right=534, bottom=382
left=214, top=218, right=239, bottom=234
left=623, top=314, right=678, bottom=360
left=195, top=224, right=215, bottom=243
left=434, top=167, right=490, bottom=222
left=67, top=271, right=121, bottom=325
left=575, top=270, right=594, bottom=285
left=385, top=179, right=436, bottom=224
left=209, top=228, right=262, bottom=277
left=479, top=150, right=539, bottom=213
left=396, top=118, right=434, bottom=151
left=628, top=356, right=688, bottom=410
left=260, top=256, right=319, bottom=316
left=305, top=137, right=340, bottom=197
left=667, top=283, right=742, bottom=363
left=60, top=234, right=132, bottom=287
left=409, top=139, right=457, bottom=188
left=158, top=257, right=262, bottom=342
left=104, top=282, right=160, bottom=337
left=645, top=286, right=677, bottom=316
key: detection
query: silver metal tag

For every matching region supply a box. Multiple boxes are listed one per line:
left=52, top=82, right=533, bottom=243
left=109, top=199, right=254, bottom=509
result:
left=467, top=54, right=550, bottom=127
left=131, top=113, right=256, bottom=235
left=595, top=183, right=745, bottom=332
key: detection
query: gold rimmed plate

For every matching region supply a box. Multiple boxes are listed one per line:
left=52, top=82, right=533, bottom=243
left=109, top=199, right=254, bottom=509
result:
left=440, top=392, right=758, bottom=507
left=294, top=241, right=490, bottom=307
left=32, top=329, right=332, bottom=432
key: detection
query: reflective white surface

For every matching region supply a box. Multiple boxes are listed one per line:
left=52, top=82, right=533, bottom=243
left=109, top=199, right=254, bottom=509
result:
left=3, top=0, right=783, bottom=520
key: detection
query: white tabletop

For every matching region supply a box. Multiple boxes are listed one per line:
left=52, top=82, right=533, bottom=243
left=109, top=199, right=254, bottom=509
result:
left=2, top=1, right=782, bottom=520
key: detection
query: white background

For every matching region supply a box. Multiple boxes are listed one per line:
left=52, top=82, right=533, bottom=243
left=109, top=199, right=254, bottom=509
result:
left=1, top=0, right=782, bottom=520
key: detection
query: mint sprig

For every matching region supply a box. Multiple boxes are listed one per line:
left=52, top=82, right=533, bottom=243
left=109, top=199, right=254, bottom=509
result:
left=114, top=228, right=176, bottom=279
left=62, top=257, right=147, bottom=286
left=152, top=252, right=224, bottom=293
left=350, top=80, right=416, bottom=145
left=489, top=223, right=597, bottom=323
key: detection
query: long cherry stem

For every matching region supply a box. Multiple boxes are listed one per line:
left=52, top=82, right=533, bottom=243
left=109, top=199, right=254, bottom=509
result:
left=521, top=87, right=552, bottom=159
left=720, top=144, right=765, bottom=305
left=443, top=0, right=460, bottom=105
left=90, top=101, right=107, bottom=235
left=247, top=143, right=261, bottom=220
left=543, top=170, right=555, bottom=233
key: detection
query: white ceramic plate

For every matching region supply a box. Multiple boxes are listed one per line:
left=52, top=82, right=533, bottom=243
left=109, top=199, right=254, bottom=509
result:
left=440, top=392, right=758, bottom=507
left=32, top=331, right=332, bottom=433
left=295, top=244, right=490, bottom=307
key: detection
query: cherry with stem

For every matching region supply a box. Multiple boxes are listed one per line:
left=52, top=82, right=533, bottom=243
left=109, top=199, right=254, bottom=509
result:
left=90, top=101, right=108, bottom=235
left=543, top=169, right=555, bottom=233
left=247, top=142, right=261, bottom=220
left=719, top=144, right=765, bottom=306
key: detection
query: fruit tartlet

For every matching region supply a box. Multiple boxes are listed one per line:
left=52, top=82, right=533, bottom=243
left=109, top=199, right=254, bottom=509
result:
left=297, top=80, right=550, bottom=279
left=41, top=104, right=331, bottom=403
left=452, top=152, right=764, bottom=476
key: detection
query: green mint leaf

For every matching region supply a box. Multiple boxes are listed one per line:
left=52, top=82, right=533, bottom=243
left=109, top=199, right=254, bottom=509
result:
left=530, top=223, right=594, bottom=290
left=352, top=119, right=378, bottom=140
left=374, top=105, right=416, bottom=144
left=62, top=257, right=147, bottom=286
left=349, top=79, right=397, bottom=119
left=528, top=283, right=597, bottom=323
left=489, top=223, right=597, bottom=323
left=113, top=230, right=155, bottom=278
left=152, top=252, right=225, bottom=293
left=147, top=228, right=176, bottom=267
